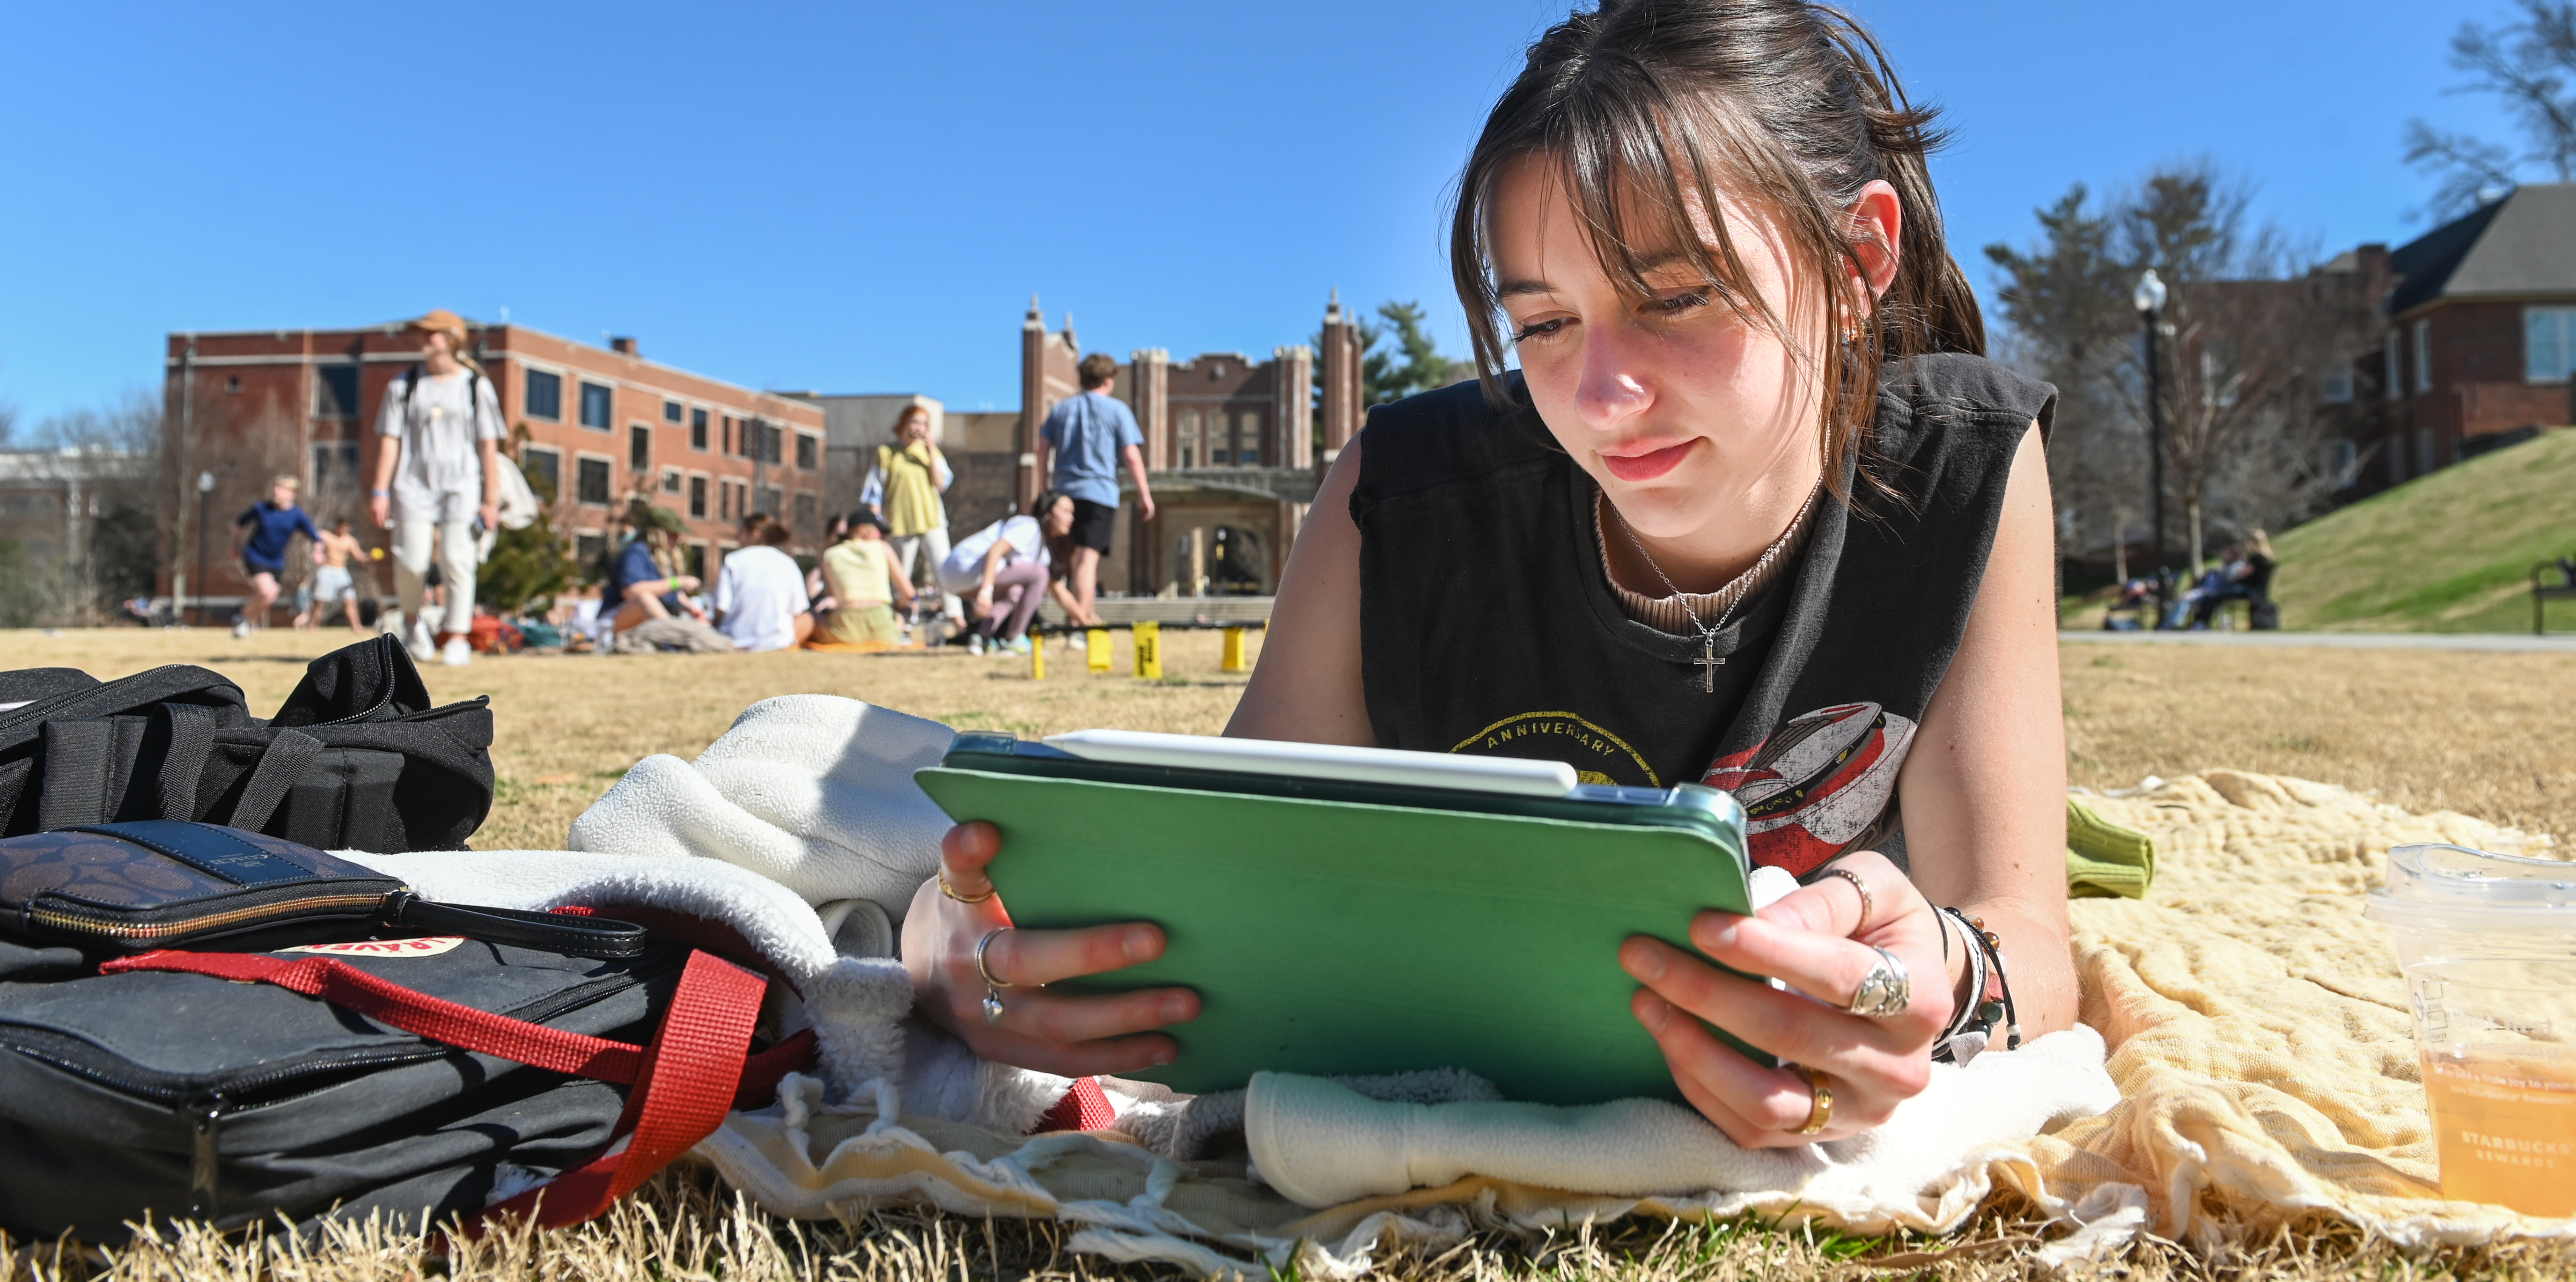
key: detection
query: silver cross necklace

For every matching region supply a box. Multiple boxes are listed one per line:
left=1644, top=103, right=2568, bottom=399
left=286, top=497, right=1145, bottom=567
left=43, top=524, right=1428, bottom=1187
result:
left=1610, top=505, right=1743, bottom=693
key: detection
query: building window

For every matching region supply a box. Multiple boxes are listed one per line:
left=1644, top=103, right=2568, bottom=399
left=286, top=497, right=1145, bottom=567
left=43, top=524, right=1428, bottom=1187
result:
left=684, top=542, right=707, bottom=581
left=2385, top=331, right=2402, bottom=403
left=526, top=369, right=562, bottom=420
left=576, top=456, right=611, bottom=505
left=664, top=399, right=683, bottom=423
left=574, top=532, right=607, bottom=577
left=796, top=432, right=817, bottom=470
left=521, top=446, right=562, bottom=502
left=1178, top=410, right=1199, bottom=468
left=2325, top=439, right=2357, bottom=487
left=689, top=474, right=707, bottom=518
left=2412, top=320, right=2433, bottom=394
left=661, top=467, right=682, bottom=494
left=691, top=407, right=709, bottom=450
left=579, top=381, right=613, bottom=430
left=2529, top=307, right=2576, bottom=382
left=719, top=480, right=734, bottom=520
left=722, top=416, right=734, bottom=455
left=314, top=366, right=361, bottom=419
left=629, top=423, right=651, bottom=471
left=226, top=376, right=242, bottom=394
left=2318, top=366, right=2353, bottom=404
left=1236, top=412, right=1261, bottom=466
left=795, top=492, right=817, bottom=531
left=759, top=485, right=783, bottom=515
left=310, top=440, right=361, bottom=492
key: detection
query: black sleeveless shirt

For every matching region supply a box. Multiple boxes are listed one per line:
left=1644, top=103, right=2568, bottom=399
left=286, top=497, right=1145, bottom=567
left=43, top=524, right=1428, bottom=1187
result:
left=1351, top=354, right=2056, bottom=877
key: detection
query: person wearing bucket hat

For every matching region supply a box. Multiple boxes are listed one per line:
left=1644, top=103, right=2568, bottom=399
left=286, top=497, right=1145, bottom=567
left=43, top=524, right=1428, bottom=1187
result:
left=601, top=501, right=707, bottom=635
left=368, top=308, right=505, bottom=667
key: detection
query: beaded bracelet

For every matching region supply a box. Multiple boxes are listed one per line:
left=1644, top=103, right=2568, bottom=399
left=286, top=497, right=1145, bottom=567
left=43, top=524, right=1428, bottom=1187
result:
left=1932, top=906, right=2020, bottom=1063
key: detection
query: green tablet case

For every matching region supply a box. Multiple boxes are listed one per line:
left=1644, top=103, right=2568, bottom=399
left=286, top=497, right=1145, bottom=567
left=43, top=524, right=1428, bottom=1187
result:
left=913, top=759, right=1754, bottom=1106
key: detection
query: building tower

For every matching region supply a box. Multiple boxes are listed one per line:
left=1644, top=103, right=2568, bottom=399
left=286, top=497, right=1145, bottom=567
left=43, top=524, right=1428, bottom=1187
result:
left=1318, top=289, right=1364, bottom=463
left=1017, top=294, right=1081, bottom=509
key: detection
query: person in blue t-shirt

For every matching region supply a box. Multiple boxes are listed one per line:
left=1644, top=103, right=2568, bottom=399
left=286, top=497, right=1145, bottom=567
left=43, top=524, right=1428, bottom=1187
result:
left=1036, top=353, right=1156, bottom=623
left=600, top=504, right=707, bottom=635
left=230, top=475, right=323, bottom=637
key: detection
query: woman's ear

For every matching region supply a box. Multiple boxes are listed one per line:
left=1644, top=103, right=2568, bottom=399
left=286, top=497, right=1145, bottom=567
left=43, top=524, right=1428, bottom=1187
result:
left=1848, top=179, right=1904, bottom=300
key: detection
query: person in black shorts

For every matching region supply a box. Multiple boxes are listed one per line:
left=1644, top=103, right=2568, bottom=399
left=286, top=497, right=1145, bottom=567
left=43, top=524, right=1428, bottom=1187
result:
left=1036, top=352, right=1156, bottom=622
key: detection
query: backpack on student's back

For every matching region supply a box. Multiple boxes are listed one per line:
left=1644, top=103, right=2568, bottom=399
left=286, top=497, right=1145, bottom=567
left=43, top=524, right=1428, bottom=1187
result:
left=0, top=635, right=495, bottom=851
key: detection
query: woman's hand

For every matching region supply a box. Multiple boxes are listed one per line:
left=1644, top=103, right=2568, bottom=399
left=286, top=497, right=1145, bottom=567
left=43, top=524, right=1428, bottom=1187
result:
left=902, top=820, right=1199, bottom=1077
left=1620, top=851, right=1954, bottom=1147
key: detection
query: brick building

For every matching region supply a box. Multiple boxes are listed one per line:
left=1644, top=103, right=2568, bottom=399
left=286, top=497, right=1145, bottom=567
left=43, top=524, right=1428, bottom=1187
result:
left=980, top=293, right=1367, bottom=598
left=2327, top=183, right=2576, bottom=493
left=161, top=322, right=828, bottom=613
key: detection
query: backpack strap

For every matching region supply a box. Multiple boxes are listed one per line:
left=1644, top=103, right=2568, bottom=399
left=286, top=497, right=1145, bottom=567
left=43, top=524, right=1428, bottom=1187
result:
left=156, top=701, right=217, bottom=821
left=34, top=719, right=117, bottom=830
left=223, top=727, right=324, bottom=834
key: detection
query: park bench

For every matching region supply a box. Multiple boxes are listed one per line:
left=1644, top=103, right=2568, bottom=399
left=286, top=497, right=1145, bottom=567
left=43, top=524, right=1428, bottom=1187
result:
left=2534, top=560, right=2576, bottom=636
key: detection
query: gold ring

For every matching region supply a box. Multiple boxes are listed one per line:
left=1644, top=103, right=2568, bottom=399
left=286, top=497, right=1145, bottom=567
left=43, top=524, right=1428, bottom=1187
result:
left=1795, top=1065, right=1833, bottom=1135
left=975, top=927, right=1015, bottom=989
left=941, top=872, right=995, bottom=904
left=1821, top=868, right=1871, bottom=930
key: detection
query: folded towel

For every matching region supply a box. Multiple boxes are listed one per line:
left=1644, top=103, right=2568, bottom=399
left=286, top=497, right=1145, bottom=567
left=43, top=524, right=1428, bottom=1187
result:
left=1242, top=1026, right=2119, bottom=1209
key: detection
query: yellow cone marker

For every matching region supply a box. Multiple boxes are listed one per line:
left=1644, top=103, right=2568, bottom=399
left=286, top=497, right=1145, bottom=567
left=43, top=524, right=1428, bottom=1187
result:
left=1133, top=621, right=1162, bottom=678
left=1086, top=629, right=1111, bottom=673
left=1030, top=634, right=1044, bottom=680
left=1221, top=626, right=1246, bottom=673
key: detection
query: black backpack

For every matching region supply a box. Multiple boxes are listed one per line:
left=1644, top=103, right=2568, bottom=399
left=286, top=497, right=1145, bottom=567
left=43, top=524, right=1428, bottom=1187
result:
left=0, top=825, right=810, bottom=1237
left=0, top=635, right=494, bottom=850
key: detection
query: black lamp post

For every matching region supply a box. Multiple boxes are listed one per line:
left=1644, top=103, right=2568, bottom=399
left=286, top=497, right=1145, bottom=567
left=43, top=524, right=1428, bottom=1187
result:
left=2133, top=269, right=2169, bottom=606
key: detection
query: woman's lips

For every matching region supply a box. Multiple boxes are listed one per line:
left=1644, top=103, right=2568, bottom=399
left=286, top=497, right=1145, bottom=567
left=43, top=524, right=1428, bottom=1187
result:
left=1598, top=439, right=1696, bottom=483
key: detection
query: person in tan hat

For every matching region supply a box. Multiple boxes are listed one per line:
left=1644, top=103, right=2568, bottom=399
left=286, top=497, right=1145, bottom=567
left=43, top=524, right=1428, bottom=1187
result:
left=368, top=308, right=503, bottom=666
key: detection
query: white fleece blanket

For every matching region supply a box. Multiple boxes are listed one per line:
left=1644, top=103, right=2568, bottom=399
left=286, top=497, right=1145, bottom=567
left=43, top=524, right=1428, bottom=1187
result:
left=399, top=694, right=2125, bottom=1273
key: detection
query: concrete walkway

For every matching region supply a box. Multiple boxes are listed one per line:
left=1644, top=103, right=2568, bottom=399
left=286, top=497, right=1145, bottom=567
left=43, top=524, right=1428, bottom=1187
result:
left=2060, top=630, right=2576, bottom=653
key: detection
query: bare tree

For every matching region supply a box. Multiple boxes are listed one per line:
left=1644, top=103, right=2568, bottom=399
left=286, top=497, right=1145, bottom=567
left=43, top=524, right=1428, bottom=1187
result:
left=1989, top=163, right=2371, bottom=577
left=2407, top=1, right=2576, bottom=218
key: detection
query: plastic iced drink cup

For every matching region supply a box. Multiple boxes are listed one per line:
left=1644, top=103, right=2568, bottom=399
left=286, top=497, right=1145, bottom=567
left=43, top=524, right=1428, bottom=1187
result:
left=2368, top=843, right=2576, bottom=1216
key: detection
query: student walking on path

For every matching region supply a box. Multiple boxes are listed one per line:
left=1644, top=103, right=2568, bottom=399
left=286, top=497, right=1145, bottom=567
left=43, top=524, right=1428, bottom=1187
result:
left=864, top=404, right=963, bottom=639
left=1036, top=353, right=1155, bottom=622
left=229, top=475, right=322, bottom=637
left=369, top=308, right=504, bottom=667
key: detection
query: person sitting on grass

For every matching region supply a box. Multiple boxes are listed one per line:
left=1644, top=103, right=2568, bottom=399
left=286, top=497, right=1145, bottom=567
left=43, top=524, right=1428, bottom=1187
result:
left=712, top=513, right=814, bottom=652
left=937, top=489, right=1095, bottom=657
left=230, top=474, right=322, bottom=638
left=816, top=510, right=917, bottom=648
left=906, top=0, right=2076, bottom=1150
left=600, top=505, right=704, bottom=636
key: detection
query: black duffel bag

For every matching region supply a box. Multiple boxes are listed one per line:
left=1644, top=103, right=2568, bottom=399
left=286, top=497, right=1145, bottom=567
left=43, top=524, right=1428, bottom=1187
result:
left=0, top=821, right=812, bottom=1238
left=0, top=634, right=494, bottom=851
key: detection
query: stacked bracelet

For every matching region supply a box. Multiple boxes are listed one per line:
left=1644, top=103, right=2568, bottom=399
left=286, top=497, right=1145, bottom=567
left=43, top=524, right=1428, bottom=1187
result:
left=1933, top=906, right=2021, bottom=1064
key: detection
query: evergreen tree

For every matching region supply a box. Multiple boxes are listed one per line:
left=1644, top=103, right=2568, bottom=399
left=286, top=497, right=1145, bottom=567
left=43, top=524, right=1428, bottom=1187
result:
left=475, top=428, right=573, bottom=618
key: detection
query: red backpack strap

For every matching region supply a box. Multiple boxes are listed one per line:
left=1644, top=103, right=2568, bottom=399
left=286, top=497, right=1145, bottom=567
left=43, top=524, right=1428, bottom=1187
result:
left=482, top=949, right=767, bottom=1226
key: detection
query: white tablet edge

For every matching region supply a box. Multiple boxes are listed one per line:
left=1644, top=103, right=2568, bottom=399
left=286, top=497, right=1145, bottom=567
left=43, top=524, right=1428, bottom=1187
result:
left=1042, top=729, right=1579, bottom=798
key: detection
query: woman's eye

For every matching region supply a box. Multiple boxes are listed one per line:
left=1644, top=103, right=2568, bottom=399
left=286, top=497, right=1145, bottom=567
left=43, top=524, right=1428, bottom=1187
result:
left=1510, top=318, right=1569, bottom=344
left=1647, top=291, right=1710, bottom=317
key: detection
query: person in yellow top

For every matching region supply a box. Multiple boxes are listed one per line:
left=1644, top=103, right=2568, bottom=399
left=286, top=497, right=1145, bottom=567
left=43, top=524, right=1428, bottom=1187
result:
left=817, top=510, right=918, bottom=647
left=862, top=405, right=961, bottom=639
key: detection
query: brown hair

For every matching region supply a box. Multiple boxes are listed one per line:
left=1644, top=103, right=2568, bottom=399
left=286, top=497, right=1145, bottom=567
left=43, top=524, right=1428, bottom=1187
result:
left=755, top=515, right=795, bottom=548
left=1450, top=0, right=1983, bottom=500
left=1077, top=353, right=1119, bottom=389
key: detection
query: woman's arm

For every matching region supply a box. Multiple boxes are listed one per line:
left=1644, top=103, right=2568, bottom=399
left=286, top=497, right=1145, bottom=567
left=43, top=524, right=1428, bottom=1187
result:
left=1891, top=423, right=2076, bottom=1039
left=929, top=446, right=953, bottom=491
left=1226, top=439, right=1371, bottom=744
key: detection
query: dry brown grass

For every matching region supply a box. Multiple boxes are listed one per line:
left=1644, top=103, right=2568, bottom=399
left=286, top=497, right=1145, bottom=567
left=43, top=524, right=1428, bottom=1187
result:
left=8, top=626, right=2574, bottom=1278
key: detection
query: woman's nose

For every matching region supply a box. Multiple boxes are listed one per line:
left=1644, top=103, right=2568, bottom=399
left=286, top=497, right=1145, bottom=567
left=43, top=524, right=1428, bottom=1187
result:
left=1572, top=325, right=1654, bottom=428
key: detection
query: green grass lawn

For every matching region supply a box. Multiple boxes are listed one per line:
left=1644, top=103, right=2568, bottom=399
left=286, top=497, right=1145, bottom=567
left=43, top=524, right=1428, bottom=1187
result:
left=2269, top=427, right=2576, bottom=632
left=2061, top=427, right=2576, bottom=633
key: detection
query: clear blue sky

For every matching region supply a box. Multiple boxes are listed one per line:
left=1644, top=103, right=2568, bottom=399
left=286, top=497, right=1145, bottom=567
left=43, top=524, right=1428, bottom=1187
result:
left=0, top=1, right=2523, bottom=429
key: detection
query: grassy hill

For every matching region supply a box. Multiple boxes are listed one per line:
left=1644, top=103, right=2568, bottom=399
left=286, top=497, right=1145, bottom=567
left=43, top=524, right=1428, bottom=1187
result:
left=2268, top=427, right=2576, bottom=632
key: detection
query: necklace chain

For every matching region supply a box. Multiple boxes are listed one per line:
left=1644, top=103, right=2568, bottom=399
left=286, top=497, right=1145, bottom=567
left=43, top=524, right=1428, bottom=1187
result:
left=1609, top=504, right=1742, bottom=692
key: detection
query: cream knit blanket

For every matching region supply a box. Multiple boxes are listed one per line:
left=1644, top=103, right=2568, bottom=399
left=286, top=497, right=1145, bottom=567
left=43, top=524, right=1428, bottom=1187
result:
left=688, top=767, right=2576, bottom=1275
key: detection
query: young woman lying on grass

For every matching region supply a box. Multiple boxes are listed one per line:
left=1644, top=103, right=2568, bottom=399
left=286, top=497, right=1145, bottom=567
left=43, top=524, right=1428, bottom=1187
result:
left=907, top=0, right=2077, bottom=1148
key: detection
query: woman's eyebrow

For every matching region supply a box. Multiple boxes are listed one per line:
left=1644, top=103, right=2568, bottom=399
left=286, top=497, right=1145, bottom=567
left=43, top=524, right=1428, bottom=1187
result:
left=1498, top=278, right=1557, bottom=299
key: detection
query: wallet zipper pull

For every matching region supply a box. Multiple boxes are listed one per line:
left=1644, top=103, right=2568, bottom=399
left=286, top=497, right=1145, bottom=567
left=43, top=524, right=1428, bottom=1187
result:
left=185, top=1093, right=225, bottom=1220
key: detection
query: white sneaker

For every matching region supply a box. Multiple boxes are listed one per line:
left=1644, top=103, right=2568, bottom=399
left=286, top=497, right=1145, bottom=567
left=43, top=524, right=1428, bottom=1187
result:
left=440, top=637, right=472, bottom=667
left=230, top=619, right=250, bottom=639
left=406, top=620, right=436, bottom=662
left=965, top=633, right=987, bottom=657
